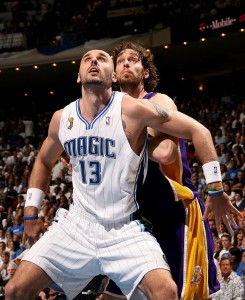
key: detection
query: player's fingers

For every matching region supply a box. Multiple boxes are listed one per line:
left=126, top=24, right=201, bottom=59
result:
left=230, top=204, right=243, bottom=218
left=226, top=212, right=238, bottom=229
left=215, top=215, right=221, bottom=234
left=202, top=205, right=211, bottom=221
left=222, top=215, right=233, bottom=233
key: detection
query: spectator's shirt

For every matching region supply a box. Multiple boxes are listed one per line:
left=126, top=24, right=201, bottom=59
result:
left=212, top=271, right=244, bottom=300
left=226, top=168, right=240, bottom=180
left=10, top=223, right=24, bottom=236
left=236, top=262, right=245, bottom=277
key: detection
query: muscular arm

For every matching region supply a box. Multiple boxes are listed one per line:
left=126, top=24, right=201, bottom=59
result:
left=28, top=109, right=64, bottom=193
left=123, top=95, right=242, bottom=231
left=24, top=109, right=64, bottom=244
left=147, top=93, right=178, bottom=164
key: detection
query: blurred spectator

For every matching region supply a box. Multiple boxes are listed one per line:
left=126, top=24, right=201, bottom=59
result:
left=223, top=182, right=235, bottom=203
left=8, top=215, right=24, bottom=237
left=229, top=246, right=242, bottom=271
left=213, top=253, right=244, bottom=300
left=213, top=236, right=222, bottom=265
left=236, top=250, right=245, bottom=277
left=22, top=116, right=34, bottom=138
left=0, top=251, right=10, bottom=283
left=3, top=262, right=18, bottom=285
left=0, top=242, right=6, bottom=264
left=233, top=228, right=245, bottom=248
left=15, top=195, right=25, bottom=210
left=214, top=128, right=226, bottom=146
left=219, top=233, right=232, bottom=258
left=237, top=211, right=245, bottom=232
left=0, top=230, right=6, bottom=244
left=51, top=159, right=65, bottom=182
left=8, top=240, right=22, bottom=260
left=216, top=145, right=226, bottom=165
left=209, top=218, right=218, bottom=237
left=224, top=159, right=240, bottom=184
left=231, top=170, right=245, bottom=192
left=233, top=191, right=245, bottom=212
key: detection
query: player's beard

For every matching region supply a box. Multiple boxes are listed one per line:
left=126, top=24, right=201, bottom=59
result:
left=119, top=77, right=140, bottom=90
left=83, top=78, right=103, bottom=86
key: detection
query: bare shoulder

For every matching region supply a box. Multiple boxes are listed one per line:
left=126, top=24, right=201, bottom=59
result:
left=122, top=94, right=146, bottom=117
left=50, top=109, right=64, bottom=125
left=48, top=108, right=64, bottom=135
left=149, top=93, right=177, bottom=111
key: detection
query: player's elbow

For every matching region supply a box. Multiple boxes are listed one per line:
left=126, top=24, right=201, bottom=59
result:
left=158, top=139, right=178, bottom=165
left=150, top=139, right=178, bottom=165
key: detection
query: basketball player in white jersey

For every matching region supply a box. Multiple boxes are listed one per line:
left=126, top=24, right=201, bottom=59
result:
left=5, top=49, right=240, bottom=300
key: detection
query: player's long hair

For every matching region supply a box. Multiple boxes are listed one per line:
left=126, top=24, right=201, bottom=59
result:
left=111, top=42, right=159, bottom=92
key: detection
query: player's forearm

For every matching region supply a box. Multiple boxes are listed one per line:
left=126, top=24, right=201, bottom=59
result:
left=25, top=157, right=52, bottom=212
left=190, top=126, right=217, bottom=164
left=28, top=157, right=52, bottom=192
left=148, top=135, right=178, bottom=164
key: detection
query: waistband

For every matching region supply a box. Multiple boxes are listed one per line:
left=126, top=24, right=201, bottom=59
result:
left=65, top=204, right=142, bottom=225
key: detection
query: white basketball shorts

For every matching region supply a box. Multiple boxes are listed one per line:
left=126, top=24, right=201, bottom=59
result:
left=23, top=206, right=169, bottom=299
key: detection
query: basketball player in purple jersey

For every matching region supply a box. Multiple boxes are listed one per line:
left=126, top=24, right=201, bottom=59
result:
left=98, top=42, right=239, bottom=300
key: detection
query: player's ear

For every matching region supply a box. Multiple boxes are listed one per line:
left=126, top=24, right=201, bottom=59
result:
left=112, top=71, right=117, bottom=83
left=144, top=69, right=149, bottom=79
left=77, top=73, right=81, bottom=83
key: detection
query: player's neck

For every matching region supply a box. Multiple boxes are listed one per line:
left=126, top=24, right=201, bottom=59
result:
left=80, top=88, right=113, bottom=121
left=120, top=86, right=147, bottom=99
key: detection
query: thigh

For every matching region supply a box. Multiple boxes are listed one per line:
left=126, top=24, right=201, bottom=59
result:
left=22, top=209, right=99, bottom=299
left=100, top=220, right=169, bottom=299
left=139, top=268, right=173, bottom=297
left=6, top=260, right=52, bottom=296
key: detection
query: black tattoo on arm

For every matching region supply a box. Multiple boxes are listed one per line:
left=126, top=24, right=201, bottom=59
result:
left=150, top=101, right=170, bottom=121
left=122, top=119, right=132, bottom=141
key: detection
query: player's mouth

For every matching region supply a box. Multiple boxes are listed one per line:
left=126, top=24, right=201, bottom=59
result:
left=89, top=67, right=99, bottom=74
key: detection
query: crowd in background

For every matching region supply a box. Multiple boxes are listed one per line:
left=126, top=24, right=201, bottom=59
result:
left=0, top=0, right=243, bottom=49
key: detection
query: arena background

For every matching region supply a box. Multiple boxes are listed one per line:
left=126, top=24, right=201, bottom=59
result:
left=0, top=0, right=245, bottom=116
left=0, top=1, right=245, bottom=298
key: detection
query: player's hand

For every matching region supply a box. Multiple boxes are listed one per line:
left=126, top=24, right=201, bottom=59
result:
left=202, top=192, right=243, bottom=233
left=61, top=157, right=72, bottom=172
left=23, top=218, right=46, bottom=247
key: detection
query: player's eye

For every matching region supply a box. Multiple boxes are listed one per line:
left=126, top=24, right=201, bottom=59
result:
left=84, top=57, right=91, bottom=63
left=98, top=57, right=106, bottom=62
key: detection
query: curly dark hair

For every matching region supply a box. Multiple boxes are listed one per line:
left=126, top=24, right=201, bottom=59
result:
left=111, top=42, right=159, bottom=92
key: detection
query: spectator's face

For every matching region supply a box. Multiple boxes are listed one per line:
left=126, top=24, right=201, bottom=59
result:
left=239, top=217, right=245, bottom=229
left=7, top=266, right=17, bottom=277
left=209, top=220, right=216, bottom=231
left=213, top=238, right=222, bottom=252
left=1, top=254, right=9, bottom=263
left=235, top=193, right=242, bottom=201
left=220, top=223, right=227, bottom=232
left=221, top=237, right=231, bottom=249
left=220, top=259, right=232, bottom=276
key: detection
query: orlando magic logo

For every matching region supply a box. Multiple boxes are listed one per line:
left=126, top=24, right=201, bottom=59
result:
left=191, top=266, right=202, bottom=285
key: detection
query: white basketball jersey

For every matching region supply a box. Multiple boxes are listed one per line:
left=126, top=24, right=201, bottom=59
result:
left=59, top=91, right=148, bottom=221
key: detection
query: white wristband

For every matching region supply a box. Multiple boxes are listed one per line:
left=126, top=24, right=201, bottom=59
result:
left=202, top=161, right=222, bottom=184
left=25, top=188, right=45, bottom=210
